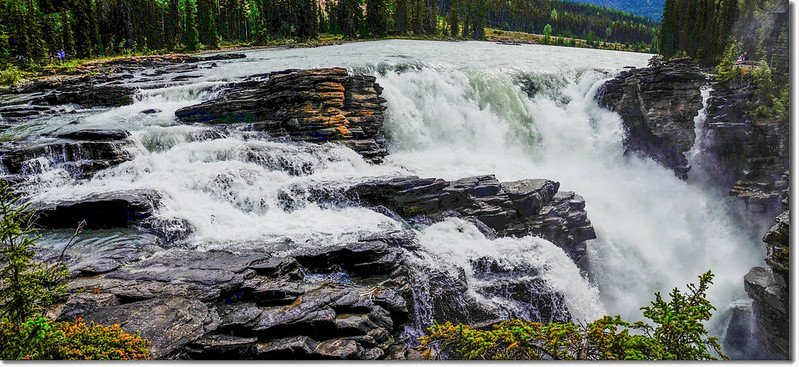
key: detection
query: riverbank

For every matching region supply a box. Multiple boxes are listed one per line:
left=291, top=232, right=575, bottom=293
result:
left=0, top=31, right=653, bottom=87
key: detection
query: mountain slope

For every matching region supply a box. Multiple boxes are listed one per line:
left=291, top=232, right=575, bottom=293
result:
left=575, top=0, right=665, bottom=21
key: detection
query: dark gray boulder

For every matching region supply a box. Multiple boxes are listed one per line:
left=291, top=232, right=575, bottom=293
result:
left=597, top=58, right=707, bottom=179
left=83, top=297, right=221, bottom=359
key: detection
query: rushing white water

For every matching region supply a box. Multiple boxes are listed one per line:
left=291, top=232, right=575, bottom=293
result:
left=7, top=41, right=766, bottom=352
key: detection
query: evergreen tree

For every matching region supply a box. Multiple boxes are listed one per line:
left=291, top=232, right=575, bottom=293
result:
left=165, top=0, right=182, bottom=49
left=410, top=0, right=422, bottom=35
left=71, top=0, right=98, bottom=58
left=197, top=0, right=218, bottom=47
left=393, top=0, right=408, bottom=35
left=447, top=0, right=459, bottom=37
left=184, top=0, right=201, bottom=50
left=337, top=0, right=362, bottom=38
left=60, top=11, right=76, bottom=57
left=366, top=0, right=388, bottom=38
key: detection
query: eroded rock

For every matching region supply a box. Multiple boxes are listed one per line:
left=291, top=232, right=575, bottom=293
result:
left=175, top=68, right=388, bottom=163
left=597, top=58, right=706, bottom=179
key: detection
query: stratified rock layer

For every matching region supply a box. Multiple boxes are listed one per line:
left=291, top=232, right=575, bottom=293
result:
left=744, top=196, right=790, bottom=359
left=175, top=68, right=388, bottom=163
left=703, top=79, right=789, bottom=214
left=347, top=174, right=596, bottom=261
left=597, top=58, right=706, bottom=179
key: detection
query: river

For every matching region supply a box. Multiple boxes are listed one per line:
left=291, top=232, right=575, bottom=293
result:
left=8, top=40, right=766, bottom=358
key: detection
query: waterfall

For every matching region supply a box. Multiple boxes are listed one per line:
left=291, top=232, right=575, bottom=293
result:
left=10, top=41, right=766, bottom=357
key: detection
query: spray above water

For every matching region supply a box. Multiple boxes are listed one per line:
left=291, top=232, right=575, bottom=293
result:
left=7, top=42, right=764, bottom=355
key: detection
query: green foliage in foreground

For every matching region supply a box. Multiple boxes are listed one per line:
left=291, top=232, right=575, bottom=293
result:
left=0, top=181, right=150, bottom=360
left=420, top=271, right=727, bottom=361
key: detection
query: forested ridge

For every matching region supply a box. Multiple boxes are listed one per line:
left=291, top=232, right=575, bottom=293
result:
left=0, top=0, right=659, bottom=69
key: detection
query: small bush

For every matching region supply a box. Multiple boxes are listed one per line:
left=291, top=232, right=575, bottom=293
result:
left=0, top=66, right=25, bottom=86
left=420, top=271, right=726, bottom=361
left=0, top=317, right=150, bottom=360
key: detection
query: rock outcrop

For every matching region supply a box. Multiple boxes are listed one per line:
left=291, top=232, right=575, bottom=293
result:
left=33, top=189, right=160, bottom=229
left=597, top=58, right=706, bottom=179
left=702, top=79, right=789, bottom=215
left=347, top=175, right=596, bottom=261
left=0, top=53, right=247, bottom=126
left=175, top=68, right=388, bottom=163
left=0, top=129, right=133, bottom=180
left=744, top=195, right=789, bottom=359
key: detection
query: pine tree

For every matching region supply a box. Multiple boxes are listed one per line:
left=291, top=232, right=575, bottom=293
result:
left=366, top=0, right=388, bottom=37
left=60, top=11, right=76, bottom=57
left=184, top=0, right=200, bottom=50
left=410, top=0, right=422, bottom=35
left=197, top=0, right=218, bottom=47
left=393, top=0, right=408, bottom=35
left=165, top=0, right=182, bottom=49
left=71, top=0, right=98, bottom=58
left=447, top=0, right=458, bottom=37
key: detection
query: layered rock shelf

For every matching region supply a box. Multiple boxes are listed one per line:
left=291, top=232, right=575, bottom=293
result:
left=175, top=68, right=388, bottom=163
left=347, top=175, right=595, bottom=261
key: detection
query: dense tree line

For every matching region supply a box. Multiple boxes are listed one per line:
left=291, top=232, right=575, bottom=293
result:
left=0, top=0, right=661, bottom=66
left=658, top=0, right=788, bottom=68
left=484, top=0, right=658, bottom=47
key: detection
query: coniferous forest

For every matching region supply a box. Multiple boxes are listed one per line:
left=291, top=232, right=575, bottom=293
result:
left=0, top=0, right=659, bottom=67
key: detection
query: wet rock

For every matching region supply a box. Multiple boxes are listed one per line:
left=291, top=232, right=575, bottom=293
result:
left=57, top=293, right=119, bottom=321
left=292, top=240, right=402, bottom=277
left=83, top=297, right=220, bottom=359
left=184, top=334, right=258, bottom=359
left=702, top=79, right=789, bottom=215
left=217, top=302, right=262, bottom=329
left=34, top=189, right=160, bottom=229
left=252, top=286, right=358, bottom=335
left=140, top=216, right=196, bottom=243
left=314, top=339, right=363, bottom=359
left=53, top=129, right=130, bottom=141
left=0, top=132, right=133, bottom=179
left=175, top=68, right=388, bottom=163
left=248, top=256, right=300, bottom=278
left=241, top=277, right=304, bottom=304
left=255, top=336, right=318, bottom=358
left=597, top=58, right=706, bottom=179
left=744, top=266, right=789, bottom=359
left=348, top=175, right=595, bottom=260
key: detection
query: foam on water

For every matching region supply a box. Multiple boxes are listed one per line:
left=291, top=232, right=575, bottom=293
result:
left=12, top=41, right=766, bottom=350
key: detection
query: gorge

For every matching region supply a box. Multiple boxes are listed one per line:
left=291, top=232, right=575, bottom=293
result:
left=0, top=40, right=788, bottom=360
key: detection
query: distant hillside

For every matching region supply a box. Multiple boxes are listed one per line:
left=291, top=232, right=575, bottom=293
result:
left=485, top=0, right=660, bottom=47
left=575, top=0, right=665, bottom=21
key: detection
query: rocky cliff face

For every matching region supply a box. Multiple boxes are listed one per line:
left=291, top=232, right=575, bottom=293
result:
left=597, top=58, right=707, bottom=179
left=175, top=68, right=388, bottom=163
left=744, top=195, right=790, bottom=359
left=702, top=79, right=790, bottom=215
left=598, top=60, right=790, bottom=360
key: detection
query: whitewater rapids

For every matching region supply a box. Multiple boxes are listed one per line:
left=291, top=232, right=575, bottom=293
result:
left=10, top=40, right=765, bottom=352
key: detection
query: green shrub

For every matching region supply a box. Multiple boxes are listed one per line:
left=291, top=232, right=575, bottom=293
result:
left=0, top=66, right=25, bottom=86
left=419, top=271, right=726, bottom=361
left=716, top=42, right=742, bottom=83
left=0, top=317, right=150, bottom=360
